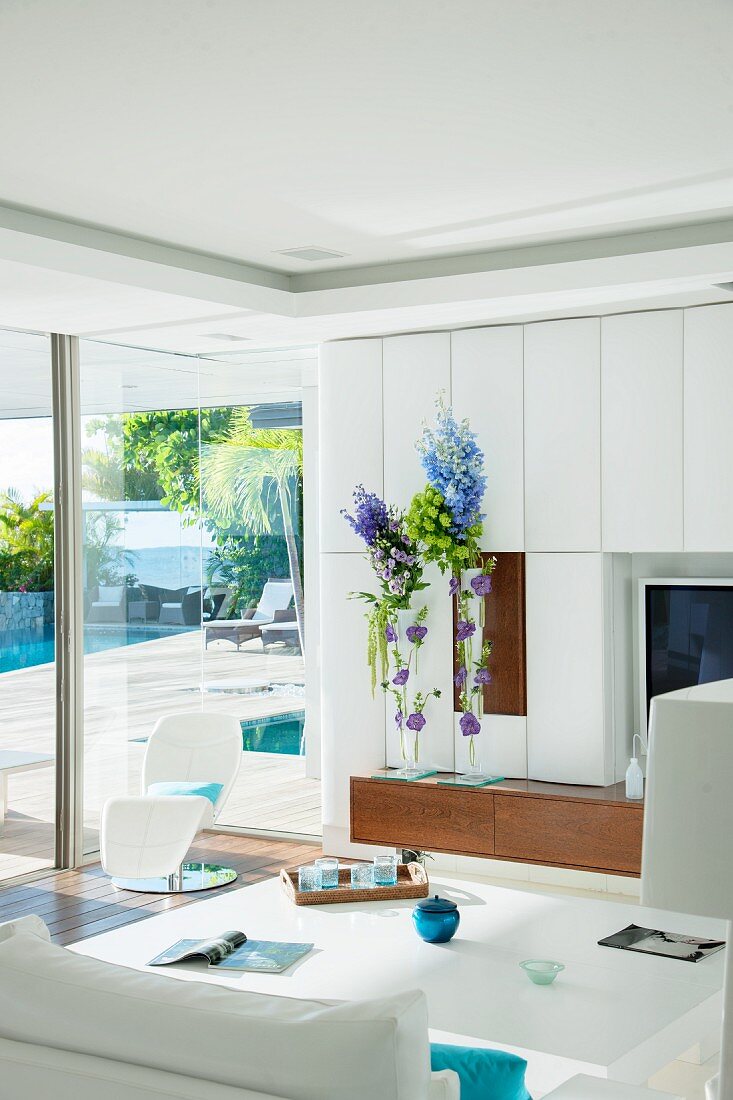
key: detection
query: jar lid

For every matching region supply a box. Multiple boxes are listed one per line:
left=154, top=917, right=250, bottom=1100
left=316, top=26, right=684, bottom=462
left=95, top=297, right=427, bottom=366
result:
left=415, top=893, right=458, bottom=912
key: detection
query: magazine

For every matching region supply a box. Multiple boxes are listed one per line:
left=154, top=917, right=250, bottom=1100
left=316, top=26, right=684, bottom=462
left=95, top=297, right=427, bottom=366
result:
left=148, top=930, right=247, bottom=967
left=598, top=923, right=726, bottom=963
left=148, top=931, right=314, bottom=973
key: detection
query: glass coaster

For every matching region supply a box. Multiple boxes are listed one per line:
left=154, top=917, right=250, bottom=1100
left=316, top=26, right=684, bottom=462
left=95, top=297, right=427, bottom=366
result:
left=437, top=774, right=504, bottom=788
left=371, top=767, right=438, bottom=782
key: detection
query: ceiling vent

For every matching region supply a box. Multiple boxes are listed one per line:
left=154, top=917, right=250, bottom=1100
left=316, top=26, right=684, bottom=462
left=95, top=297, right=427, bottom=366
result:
left=714, top=282, right=733, bottom=293
left=274, top=246, right=348, bottom=262
left=206, top=333, right=252, bottom=342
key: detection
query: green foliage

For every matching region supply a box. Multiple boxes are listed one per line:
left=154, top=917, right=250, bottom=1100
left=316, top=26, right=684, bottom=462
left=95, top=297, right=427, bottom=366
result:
left=406, top=485, right=482, bottom=575
left=83, top=512, right=135, bottom=588
left=206, top=532, right=291, bottom=615
left=0, top=490, right=54, bottom=592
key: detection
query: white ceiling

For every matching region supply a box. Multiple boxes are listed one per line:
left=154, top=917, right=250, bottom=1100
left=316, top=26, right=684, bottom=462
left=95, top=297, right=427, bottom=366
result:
left=0, top=0, right=732, bottom=349
left=1, top=0, right=732, bottom=276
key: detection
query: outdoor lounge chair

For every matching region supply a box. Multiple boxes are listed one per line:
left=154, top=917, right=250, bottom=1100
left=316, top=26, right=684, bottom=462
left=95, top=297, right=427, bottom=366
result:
left=204, top=578, right=293, bottom=649
left=158, top=586, right=203, bottom=626
left=87, top=585, right=127, bottom=623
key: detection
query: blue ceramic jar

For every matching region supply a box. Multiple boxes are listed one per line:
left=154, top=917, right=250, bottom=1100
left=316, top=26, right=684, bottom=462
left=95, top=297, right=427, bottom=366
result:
left=412, top=894, right=460, bottom=943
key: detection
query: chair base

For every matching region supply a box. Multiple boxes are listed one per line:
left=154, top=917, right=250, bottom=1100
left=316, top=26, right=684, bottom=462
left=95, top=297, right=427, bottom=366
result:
left=112, top=862, right=238, bottom=894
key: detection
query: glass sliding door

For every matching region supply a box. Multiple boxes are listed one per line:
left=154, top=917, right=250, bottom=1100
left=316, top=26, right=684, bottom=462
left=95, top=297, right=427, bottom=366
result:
left=77, top=339, right=321, bottom=853
left=0, top=329, right=57, bottom=880
left=78, top=340, right=203, bottom=855
left=198, top=350, right=320, bottom=836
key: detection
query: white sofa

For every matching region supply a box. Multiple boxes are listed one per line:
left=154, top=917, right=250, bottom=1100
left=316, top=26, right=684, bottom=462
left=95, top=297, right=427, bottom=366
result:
left=0, top=916, right=458, bottom=1100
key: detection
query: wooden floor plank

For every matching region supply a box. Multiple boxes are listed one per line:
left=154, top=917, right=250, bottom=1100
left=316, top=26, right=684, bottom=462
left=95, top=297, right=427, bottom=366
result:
left=0, top=832, right=321, bottom=943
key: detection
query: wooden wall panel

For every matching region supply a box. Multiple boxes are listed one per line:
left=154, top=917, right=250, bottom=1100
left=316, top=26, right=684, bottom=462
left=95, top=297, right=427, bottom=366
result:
left=454, top=552, right=527, bottom=716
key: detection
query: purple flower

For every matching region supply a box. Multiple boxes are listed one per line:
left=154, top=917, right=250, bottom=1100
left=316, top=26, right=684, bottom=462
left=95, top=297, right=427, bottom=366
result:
left=456, top=619, right=476, bottom=642
left=392, top=668, right=410, bottom=686
left=406, top=712, right=426, bottom=733
left=474, top=667, right=491, bottom=685
left=471, top=573, right=493, bottom=597
left=453, top=665, right=467, bottom=687
left=385, top=623, right=397, bottom=643
left=394, top=709, right=403, bottom=728
left=341, top=485, right=389, bottom=547
left=406, top=624, right=428, bottom=644
left=449, top=576, right=460, bottom=597
left=460, top=712, right=481, bottom=738
left=401, top=534, right=411, bottom=545
left=389, top=580, right=401, bottom=594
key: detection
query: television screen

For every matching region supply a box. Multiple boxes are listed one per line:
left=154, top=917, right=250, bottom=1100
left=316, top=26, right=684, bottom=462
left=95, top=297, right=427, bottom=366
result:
left=645, top=584, right=733, bottom=716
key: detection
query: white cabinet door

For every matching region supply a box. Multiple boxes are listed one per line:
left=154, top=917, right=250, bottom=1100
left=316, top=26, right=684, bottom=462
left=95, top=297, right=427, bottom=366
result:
left=320, top=553, right=387, bottom=833
left=319, top=339, right=383, bottom=553
left=526, top=553, right=612, bottom=786
left=601, top=311, right=683, bottom=551
left=383, top=332, right=451, bottom=510
left=684, top=304, right=733, bottom=551
left=524, top=318, right=601, bottom=551
left=451, top=326, right=524, bottom=551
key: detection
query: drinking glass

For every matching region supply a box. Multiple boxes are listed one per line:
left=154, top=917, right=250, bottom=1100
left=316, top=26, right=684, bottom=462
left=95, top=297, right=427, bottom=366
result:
left=350, top=863, right=374, bottom=889
left=373, top=854, right=398, bottom=886
left=315, top=857, right=339, bottom=889
left=297, top=864, right=322, bottom=892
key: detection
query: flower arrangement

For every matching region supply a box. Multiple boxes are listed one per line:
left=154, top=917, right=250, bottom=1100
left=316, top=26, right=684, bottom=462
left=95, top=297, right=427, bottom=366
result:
left=408, top=396, right=496, bottom=777
left=382, top=606, right=441, bottom=769
left=342, top=485, right=428, bottom=693
left=407, top=397, right=486, bottom=575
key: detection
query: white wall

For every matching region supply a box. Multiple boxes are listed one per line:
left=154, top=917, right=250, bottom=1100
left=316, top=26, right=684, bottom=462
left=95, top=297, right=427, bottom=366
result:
left=318, top=303, right=733, bottom=854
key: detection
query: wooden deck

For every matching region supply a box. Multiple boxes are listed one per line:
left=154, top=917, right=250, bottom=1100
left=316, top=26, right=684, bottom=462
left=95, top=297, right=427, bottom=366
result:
left=0, top=833, right=321, bottom=945
left=0, top=628, right=320, bottom=882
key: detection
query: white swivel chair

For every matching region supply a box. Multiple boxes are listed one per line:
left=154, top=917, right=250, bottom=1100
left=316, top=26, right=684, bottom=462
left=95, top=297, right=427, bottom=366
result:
left=101, top=712, right=242, bottom=893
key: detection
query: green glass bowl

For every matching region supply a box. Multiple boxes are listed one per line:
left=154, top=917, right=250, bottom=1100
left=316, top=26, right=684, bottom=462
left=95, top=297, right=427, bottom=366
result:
left=519, top=959, right=565, bottom=985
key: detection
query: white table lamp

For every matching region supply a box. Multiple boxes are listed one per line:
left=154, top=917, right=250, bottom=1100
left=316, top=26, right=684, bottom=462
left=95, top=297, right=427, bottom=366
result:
left=642, top=678, right=733, bottom=1100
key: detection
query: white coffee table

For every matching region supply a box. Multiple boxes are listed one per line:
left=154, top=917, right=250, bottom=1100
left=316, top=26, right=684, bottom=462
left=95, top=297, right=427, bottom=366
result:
left=71, top=875, right=725, bottom=1098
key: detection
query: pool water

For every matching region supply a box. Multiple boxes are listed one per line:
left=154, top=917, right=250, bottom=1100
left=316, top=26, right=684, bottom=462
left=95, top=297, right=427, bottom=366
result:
left=132, top=710, right=306, bottom=756
left=0, top=624, right=194, bottom=674
left=240, top=711, right=305, bottom=755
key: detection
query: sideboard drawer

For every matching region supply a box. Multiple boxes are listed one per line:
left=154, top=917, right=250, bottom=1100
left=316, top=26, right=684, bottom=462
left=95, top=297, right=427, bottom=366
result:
left=494, top=793, right=643, bottom=874
left=350, top=778, right=494, bottom=856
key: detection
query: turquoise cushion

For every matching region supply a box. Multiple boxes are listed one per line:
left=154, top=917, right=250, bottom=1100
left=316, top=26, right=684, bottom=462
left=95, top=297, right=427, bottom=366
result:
left=147, top=781, right=224, bottom=806
left=430, top=1043, right=531, bottom=1100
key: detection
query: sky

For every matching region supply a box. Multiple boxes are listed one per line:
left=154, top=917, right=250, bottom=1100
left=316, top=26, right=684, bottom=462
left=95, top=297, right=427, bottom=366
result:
left=0, top=417, right=54, bottom=501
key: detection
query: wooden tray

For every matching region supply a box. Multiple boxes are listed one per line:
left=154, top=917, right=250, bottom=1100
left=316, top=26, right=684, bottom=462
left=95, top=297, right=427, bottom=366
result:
left=280, top=861, right=429, bottom=905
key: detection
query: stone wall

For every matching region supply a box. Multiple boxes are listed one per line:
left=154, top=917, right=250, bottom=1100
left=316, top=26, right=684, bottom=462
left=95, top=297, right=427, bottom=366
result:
left=0, top=591, right=54, bottom=631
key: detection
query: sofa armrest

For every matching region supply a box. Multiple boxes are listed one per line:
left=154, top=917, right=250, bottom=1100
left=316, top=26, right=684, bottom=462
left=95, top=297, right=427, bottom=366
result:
left=429, top=1069, right=460, bottom=1100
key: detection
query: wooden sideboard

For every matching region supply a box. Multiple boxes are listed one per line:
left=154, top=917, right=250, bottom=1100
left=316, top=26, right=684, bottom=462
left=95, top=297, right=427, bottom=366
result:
left=350, top=775, right=644, bottom=876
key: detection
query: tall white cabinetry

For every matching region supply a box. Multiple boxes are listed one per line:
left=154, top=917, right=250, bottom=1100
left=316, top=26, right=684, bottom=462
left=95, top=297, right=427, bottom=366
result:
left=601, top=311, right=683, bottom=552
left=451, top=325, right=524, bottom=552
left=526, top=553, right=613, bottom=786
left=382, top=332, right=455, bottom=771
left=684, top=304, right=733, bottom=551
left=524, top=318, right=601, bottom=552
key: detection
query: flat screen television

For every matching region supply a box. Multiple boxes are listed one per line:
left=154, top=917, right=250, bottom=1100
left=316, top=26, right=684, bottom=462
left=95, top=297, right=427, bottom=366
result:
left=639, top=578, right=733, bottom=735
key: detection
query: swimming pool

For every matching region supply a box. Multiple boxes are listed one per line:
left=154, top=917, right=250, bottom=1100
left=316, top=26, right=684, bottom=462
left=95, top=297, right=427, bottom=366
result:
left=132, top=710, right=306, bottom=756
left=0, top=624, right=194, bottom=674
left=240, top=710, right=305, bottom=755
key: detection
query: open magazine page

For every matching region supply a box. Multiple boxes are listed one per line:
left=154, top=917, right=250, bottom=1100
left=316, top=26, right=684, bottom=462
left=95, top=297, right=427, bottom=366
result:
left=149, top=931, right=246, bottom=967
left=213, top=939, right=313, bottom=973
left=599, top=924, right=726, bottom=963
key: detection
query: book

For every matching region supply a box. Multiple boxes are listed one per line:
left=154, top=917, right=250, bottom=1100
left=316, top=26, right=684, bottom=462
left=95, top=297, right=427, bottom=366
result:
left=598, top=923, right=726, bottom=963
left=148, top=931, right=314, bottom=973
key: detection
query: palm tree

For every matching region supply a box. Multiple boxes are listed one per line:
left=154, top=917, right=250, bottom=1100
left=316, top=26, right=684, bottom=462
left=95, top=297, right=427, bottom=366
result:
left=200, top=409, right=305, bottom=652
